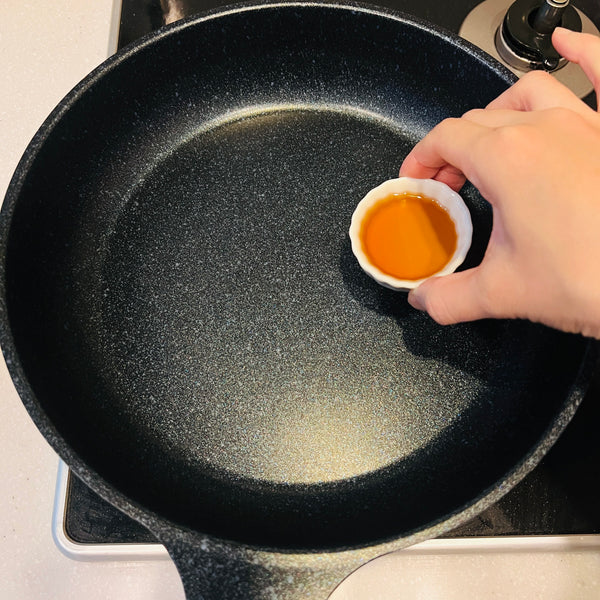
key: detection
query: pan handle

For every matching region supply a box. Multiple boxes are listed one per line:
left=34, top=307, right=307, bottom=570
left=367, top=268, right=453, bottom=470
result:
left=156, top=527, right=383, bottom=600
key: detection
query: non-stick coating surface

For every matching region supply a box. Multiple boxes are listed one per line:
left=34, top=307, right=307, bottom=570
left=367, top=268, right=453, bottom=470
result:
left=0, top=4, right=591, bottom=551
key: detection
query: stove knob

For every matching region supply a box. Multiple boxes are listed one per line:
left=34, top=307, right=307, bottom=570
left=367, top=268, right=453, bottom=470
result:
left=532, top=0, right=569, bottom=34
left=496, top=0, right=582, bottom=72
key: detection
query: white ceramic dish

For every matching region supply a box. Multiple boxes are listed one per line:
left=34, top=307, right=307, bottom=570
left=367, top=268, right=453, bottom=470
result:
left=349, top=177, right=473, bottom=291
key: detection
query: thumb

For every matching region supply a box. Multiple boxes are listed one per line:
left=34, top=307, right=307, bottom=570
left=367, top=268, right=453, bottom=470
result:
left=552, top=28, right=600, bottom=104
left=407, top=269, right=491, bottom=325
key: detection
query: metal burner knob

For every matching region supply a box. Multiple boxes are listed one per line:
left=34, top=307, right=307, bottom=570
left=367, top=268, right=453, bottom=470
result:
left=496, top=0, right=582, bottom=71
left=459, top=0, right=600, bottom=99
left=532, top=0, right=570, bottom=34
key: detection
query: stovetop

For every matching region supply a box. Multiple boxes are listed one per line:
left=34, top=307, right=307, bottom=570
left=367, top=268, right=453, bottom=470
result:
left=57, top=0, right=600, bottom=552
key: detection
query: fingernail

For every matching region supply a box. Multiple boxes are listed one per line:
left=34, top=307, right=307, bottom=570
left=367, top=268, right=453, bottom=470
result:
left=408, top=290, right=425, bottom=311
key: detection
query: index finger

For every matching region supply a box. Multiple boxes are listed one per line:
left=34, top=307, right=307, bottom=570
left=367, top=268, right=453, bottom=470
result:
left=399, top=117, right=488, bottom=193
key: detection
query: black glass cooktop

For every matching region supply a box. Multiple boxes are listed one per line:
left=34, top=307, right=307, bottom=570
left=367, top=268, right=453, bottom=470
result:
left=63, top=0, right=600, bottom=546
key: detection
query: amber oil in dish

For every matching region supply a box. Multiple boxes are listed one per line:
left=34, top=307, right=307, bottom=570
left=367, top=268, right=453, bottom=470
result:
left=360, top=192, right=457, bottom=280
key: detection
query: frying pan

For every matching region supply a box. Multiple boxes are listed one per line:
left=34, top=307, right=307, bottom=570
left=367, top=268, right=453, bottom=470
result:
left=0, top=2, right=597, bottom=598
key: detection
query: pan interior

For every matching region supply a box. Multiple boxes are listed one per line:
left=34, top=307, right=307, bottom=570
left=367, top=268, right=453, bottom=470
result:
left=100, top=105, right=475, bottom=485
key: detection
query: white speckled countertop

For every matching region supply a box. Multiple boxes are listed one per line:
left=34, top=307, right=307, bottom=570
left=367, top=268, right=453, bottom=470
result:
left=1, top=2, right=600, bottom=598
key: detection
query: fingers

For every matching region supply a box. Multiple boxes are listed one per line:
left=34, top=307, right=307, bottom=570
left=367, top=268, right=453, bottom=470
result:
left=398, top=160, right=466, bottom=191
left=400, top=77, right=586, bottom=189
left=487, top=29, right=600, bottom=115
left=552, top=27, right=600, bottom=106
left=432, top=164, right=468, bottom=191
left=400, top=30, right=599, bottom=214
left=407, top=269, right=493, bottom=325
left=399, top=118, right=487, bottom=192
left=486, top=69, right=586, bottom=114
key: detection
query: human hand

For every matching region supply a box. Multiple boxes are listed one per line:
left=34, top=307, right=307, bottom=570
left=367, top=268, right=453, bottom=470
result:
left=399, top=28, right=600, bottom=338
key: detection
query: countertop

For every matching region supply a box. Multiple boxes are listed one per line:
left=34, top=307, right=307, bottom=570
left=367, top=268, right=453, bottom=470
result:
left=1, top=1, right=600, bottom=598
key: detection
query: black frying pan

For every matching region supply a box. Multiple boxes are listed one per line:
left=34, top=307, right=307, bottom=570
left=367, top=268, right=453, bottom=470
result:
left=0, top=2, right=597, bottom=598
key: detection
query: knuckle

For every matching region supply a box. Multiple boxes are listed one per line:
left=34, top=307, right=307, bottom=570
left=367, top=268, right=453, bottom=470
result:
left=462, top=108, right=484, bottom=121
left=421, top=287, right=457, bottom=326
left=518, top=69, right=555, bottom=90
left=477, top=269, right=517, bottom=320
left=543, top=105, right=575, bottom=120
left=476, top=281, right=498, bottom=319
left=489, top=124, right=534, bottom=156
left=432, top=117, right=461, bottom=136
left=544, top=106, right=587, bottom=129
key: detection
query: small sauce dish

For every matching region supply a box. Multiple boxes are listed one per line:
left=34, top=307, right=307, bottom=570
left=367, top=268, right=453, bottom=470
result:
left=349, top=177, right=473, bottom=291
